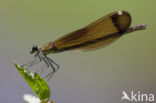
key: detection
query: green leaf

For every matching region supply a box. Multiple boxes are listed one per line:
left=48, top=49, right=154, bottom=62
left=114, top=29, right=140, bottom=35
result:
left=14, top=62, right=50, bottom=100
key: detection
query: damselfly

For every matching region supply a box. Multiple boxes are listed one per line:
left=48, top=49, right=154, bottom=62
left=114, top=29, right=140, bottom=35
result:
left=23, top=11, right=147, bottom=80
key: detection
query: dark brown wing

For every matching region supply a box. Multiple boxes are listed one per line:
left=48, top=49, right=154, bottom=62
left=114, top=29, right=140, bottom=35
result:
left=54, top=11, right=131, bottom=52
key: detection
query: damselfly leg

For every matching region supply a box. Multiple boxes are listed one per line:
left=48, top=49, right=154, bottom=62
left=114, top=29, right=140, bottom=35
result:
left=22, top=52, right=41, bottom=68
left=22, top=51, right=59, bottom=80
left=40, top=54, right=60, bottom=80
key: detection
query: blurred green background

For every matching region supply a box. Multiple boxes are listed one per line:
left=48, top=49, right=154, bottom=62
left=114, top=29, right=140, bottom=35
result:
left=0, top=0, right=156, bottom=103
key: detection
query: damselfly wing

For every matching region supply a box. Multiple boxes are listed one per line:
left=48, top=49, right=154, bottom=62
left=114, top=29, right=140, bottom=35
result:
left=51, top=11, right=131, bottom=52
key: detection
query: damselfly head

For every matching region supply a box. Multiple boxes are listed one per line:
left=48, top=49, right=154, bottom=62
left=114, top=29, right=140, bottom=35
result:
left=30, top=45, right=38, bottom=54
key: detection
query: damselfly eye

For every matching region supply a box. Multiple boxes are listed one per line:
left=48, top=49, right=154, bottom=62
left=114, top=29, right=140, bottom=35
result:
left=30, top=45, right=38, bottom=54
